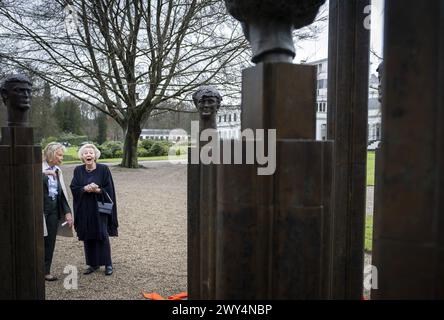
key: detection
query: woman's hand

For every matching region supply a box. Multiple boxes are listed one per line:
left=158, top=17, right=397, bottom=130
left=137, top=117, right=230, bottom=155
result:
left=84, top=183, right=101, bottom=193
left=65, top=213, right=73, bottom=228
left=90, top=183, right=101, bottom=193
left=44, top=169, right=57, bottom=177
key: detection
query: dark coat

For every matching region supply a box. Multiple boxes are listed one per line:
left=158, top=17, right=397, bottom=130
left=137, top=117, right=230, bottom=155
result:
left=42, top=173, right=71, bottom=219
left=70, top=163, right=118, bottom=241
left=42, top=168, right=73, bottom=237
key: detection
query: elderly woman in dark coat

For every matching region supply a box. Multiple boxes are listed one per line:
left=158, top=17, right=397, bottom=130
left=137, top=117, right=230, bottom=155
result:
left=70, top=143, right=118, bottom=276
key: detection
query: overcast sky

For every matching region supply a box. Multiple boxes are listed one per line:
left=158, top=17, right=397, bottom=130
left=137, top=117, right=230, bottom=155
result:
left=296, top=0, right=384, bottom=75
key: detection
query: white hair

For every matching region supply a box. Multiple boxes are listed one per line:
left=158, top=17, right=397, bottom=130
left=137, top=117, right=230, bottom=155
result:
left=78, top=143, right=101, bottom=162
left=43, top=142, right=66, bottom=162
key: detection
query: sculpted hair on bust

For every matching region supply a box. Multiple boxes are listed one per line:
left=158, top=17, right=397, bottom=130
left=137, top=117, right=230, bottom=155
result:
left=0, top=74, right=32, bottom=91
left=192, top=86, right=222, bottom=106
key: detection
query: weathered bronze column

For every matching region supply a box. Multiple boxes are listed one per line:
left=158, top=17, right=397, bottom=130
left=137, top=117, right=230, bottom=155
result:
left=215, top=0, right=332, bottom=299
left=327, top=0, right=370, bottom=299
left=187, top=86, right=221, bottom=299
left=0, top=74, right=44, bottom=299
left=372, top=0, right=444, bottom=299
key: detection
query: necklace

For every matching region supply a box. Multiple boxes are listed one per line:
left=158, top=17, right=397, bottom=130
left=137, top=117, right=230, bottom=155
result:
left=85, top=166, right=95, bottom=172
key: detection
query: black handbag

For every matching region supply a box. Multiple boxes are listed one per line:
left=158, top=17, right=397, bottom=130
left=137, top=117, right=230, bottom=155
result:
left=97, top=190, right=114, bottom=215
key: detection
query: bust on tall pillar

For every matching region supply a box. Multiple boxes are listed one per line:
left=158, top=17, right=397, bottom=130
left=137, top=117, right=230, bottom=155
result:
left=192, top=86, right=222, bottom=131
left=224, top=0, right=325, bottom=138
left=0, top=74, right=32, bottom=127
left=225, top=0, right=325, bottom=63
left=214, top=0, right=333, bottom=299
left=0, top=73, right=43, bottom=299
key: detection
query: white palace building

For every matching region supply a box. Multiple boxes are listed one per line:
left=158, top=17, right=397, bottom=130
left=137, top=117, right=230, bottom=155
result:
left=216, top=58, right=381, bottom=148
left=141, top=58, right=381, bottom=148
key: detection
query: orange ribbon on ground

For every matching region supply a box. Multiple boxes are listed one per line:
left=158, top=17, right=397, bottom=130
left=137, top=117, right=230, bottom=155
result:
left=142, top=291, right=188, bottom=300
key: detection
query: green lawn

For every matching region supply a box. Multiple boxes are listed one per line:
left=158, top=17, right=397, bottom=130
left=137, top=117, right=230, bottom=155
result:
left=365, top=215, right=373, bottom=252
left=367, top=151, right=375, bottom=186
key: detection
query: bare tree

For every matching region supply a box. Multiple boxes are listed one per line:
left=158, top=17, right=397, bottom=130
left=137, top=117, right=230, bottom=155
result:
left=0, top=0, right=325, bottom=167
left=0, top=0, right=247, bottom=166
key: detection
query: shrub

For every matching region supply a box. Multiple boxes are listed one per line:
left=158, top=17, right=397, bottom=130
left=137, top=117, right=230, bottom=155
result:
left=62, top=154, right=77, bottom=161
left=99, top=141, right=123, bottom=158
left=99, top=148, right=114, bottom=159
left=140, top=139, right=156, bottom=151
left=160, top=140, right=173, bottom=148
left=137, top=147, right=150, bottom=157
left=57, top=133, right=89, bottom=146
left=148, top=142, right=169, bottom=156
left=114, top=149, right=123, bottom=158
left=41, top=136, right=58, bottom=148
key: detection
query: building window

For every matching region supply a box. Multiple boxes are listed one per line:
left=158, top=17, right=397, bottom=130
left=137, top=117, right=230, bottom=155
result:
left=224, top=115, right=227, bottom=122
left=219, top=115, right=222, bottom=123
left=376, top=123, right=381, bottom=140
left=234, top=113, right=237, bottom=121
left=321, top=123, right=327, bottom=141
left=229, top=114, right=231, bottom=122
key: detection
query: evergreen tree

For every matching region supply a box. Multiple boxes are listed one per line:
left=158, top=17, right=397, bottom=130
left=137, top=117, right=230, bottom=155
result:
left=54, top=97, right=82, bottom=134
left=96, top=112, right=108, bottom=144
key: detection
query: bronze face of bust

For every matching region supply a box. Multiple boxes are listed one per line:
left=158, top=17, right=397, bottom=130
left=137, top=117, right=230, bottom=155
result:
left=192, top=86, right=222, bottom=119
left=0, top=74, right=33, bottom=126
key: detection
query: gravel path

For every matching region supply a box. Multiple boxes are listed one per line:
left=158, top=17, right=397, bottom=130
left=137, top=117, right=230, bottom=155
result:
left=46, top=161, right=373, bottom=300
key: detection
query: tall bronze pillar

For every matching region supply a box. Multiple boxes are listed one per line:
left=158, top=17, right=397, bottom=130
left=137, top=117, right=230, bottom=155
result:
left=187, top=146, right=200, bottom=298
left=327, top=0, right=370, bottom=299
left=188, top=87, right=221, bottom=299
left=214, top=0, right=332, bottom=299
left=372, top=0, right=444, bottom=299
left=0, top=74, right=44, bottom=299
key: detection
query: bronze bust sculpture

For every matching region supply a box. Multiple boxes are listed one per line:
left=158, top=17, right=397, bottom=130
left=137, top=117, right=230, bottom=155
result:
left=224, top=0, right=326, bottom=63
left=192, top=86, right=222, bottom=124
left=0, top=74, right=33, bottom=127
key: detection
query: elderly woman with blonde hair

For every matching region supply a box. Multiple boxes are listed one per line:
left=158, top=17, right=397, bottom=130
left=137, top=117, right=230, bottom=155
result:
left=70, top=143, right=118, bottom=276
left=42, top=142, right=73, bottom=281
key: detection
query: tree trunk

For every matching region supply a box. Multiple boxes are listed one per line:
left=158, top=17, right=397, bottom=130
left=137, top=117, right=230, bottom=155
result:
left=121, top=122, right=141, bottom=168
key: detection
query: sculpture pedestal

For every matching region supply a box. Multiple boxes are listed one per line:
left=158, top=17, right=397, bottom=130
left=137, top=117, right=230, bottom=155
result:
left=241, top=63, right=316, bottom=139
left=0, top=127, right=44, bottom=299
left=213, top=63, right=333, bottom=298
left=215, top=140, right=333, bottom=299
left=187, top=147, right=200, bottom=299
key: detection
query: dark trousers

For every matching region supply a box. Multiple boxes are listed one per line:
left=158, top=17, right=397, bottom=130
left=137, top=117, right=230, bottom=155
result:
left=44, top=199, right=59, bottom=275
